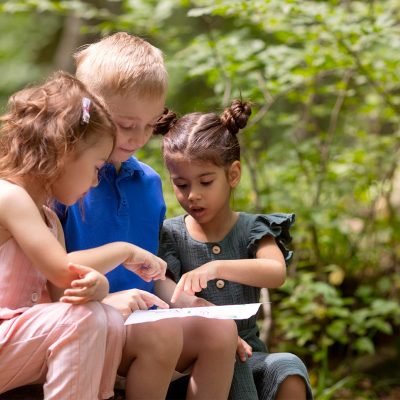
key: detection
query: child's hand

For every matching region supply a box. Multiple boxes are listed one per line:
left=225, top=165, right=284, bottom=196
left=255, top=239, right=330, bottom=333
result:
left=60, top=263, right=109, bottom=304
left=171, top=262, right=217, bottom=303
left=236, top=337, right=252, bottom=362
left=124, top=246, right=167, bottom=282
left=102, top=289, right=169, bottom=320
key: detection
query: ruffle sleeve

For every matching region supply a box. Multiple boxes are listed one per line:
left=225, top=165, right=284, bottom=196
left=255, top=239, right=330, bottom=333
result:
left=158, top=222, right=183, bottom=283
left=247, top=213, right=295, bottom=263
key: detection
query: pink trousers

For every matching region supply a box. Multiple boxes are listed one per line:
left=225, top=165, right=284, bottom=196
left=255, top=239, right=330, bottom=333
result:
left=0, top=302, right=125, bottom=400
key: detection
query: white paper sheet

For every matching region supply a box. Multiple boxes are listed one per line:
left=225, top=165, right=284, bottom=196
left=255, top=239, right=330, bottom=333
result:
left=125, top=303, right=262, bottom=325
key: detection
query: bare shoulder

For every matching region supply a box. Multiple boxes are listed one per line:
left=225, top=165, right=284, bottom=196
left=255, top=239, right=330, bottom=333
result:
left=0, top=180, right=29, bottom=243
left=0, top=179, right=31, bottom=203
left=0, top=179, right=37, bottom=227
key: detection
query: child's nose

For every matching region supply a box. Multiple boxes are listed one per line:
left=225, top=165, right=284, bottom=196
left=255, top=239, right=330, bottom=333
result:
left=188, top=189, right=200, bottom=200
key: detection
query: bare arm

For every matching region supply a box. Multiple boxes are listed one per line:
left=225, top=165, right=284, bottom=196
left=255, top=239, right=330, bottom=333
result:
left=213, top=235, right=286, bottom=287
left=0, top=181, right=165, bottom=292
left=0, top=182, right=77, bottom=288
left=68, top=242, right=166, bottom=282
left=171, top=236, right=286, bottom=302
left=68, top=242, right=139, bottom=274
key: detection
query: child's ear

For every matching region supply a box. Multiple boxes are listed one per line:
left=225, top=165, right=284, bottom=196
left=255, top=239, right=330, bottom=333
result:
left=228, top=161, right=241, bottom=188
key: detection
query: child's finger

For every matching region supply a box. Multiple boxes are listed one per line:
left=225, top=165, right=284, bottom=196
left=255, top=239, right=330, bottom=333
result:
left=200, top=275, right=208, bottom=289
left=147, top=272, right=165, bottom=281
left=184, top=276, right=195, bottom=295
left=157, top=260, right=167, bottom=277
left=192, top=277, right=202, bottom=293
left=63, top=287, right=91, bottom=297
left=71, top=276, right=97, bottom=288
left=236, top=338, right=252, bottom=362
left=142, top=292, right=169, bottom=309
left=60, top=295, right=89, bottom=305
left=142, top=263, right=164, bottom=277
left=136, top=272, right=152, bottom=282
left=171, top=281, right=185, bottom=304
left=130, top=296, right=148, bottom=311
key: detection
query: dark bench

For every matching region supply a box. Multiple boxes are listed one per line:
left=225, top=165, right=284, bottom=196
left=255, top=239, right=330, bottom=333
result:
left=0, top=385, right=43, bottom=399
left=0, top=376, right=188, bottom=399
left=0, top=386, right=127, bottom=400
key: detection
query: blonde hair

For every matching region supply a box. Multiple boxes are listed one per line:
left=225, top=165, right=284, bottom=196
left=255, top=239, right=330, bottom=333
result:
left=0, top=71, right=116, bottom=189
left=75, top=32, right=168, bottom=98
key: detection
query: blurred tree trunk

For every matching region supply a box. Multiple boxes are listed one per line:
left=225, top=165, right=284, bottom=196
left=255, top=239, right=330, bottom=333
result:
left=53, top=15, right=82, bottom=72
left=259, top=288, right=271, bottom=344
left=53, top=0, right=122, bottom=72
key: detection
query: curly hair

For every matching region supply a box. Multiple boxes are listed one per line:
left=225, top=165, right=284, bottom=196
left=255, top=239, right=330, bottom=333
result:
left=0, top=71, right=116, bottom=189
left=154, top=99, right=252, bottom=167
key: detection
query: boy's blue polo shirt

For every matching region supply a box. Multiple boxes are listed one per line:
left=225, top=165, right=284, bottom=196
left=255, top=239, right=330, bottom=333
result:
left=59, top=157, right=166, bottom=293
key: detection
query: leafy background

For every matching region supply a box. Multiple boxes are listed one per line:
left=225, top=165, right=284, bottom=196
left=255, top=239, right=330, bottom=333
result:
left=1, top=1, right=399, bottom=398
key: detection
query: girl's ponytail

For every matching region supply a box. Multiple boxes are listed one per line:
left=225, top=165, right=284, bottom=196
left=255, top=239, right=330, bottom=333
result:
left=220, top=100, right=252, bottom=135
left=153, top=108, right=178, bottom=136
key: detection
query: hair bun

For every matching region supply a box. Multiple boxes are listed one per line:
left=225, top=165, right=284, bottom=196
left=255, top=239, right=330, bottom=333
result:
left=153, top=107, right=178, bottom=136
left=220, top=99, right=251, bottom=135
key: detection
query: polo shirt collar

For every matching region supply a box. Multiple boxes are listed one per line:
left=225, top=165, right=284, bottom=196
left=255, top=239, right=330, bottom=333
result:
left=120, top=157, right=144, bottom=176
left=102, top=157, right=144, bottom=179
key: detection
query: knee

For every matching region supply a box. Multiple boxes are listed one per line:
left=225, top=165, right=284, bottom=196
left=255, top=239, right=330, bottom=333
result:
left=277, top=375, right=307, bottom=400
left=74, top=302, right=109, bottom=335
left=53, top=302, right=111, bottom=345
left=101, top=304, right=126, bottom=344
left=276, top=352, right=308, bottom=374
left=58, top=302, right=104, bottom=325
left=261, top=352, right=310, bottom=383
left=282, top=374, right=306, bottom=387
left=126, top=319, right=183, bottom=361
left=192, top=319, right=238, bottom=353
left=214, top=319, right=238, bottom=349
left=144, top=320, right=183, bottom=355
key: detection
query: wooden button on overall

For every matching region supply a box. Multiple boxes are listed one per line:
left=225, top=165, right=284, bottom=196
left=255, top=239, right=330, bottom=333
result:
left=216, top=279, right=225, bottom=289
left=212, top=245, right=221, bottom=254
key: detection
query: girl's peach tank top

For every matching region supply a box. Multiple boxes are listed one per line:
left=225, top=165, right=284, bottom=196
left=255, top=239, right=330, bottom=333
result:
left=0, top=206, right=59, bottom=320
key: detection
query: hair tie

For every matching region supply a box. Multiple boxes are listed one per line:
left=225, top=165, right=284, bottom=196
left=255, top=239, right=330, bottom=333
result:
left=81, top=97, right=91, bottom=124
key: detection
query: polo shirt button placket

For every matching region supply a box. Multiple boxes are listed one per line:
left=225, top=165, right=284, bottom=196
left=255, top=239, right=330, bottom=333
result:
left=118, top=194, right=129, bottom=215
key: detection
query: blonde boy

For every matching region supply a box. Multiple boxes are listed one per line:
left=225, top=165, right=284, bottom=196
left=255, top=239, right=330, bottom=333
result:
left=59, top=32, right=238, bottom=400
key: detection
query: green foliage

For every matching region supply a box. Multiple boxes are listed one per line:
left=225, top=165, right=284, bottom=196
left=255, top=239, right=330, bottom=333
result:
left=1, top=0, right=399, bottom=396
left=0, top=0, right=113, bottom=19
left=0, top=12, right=58, bottom=105
left=274, top=271, right=400, bottom=395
